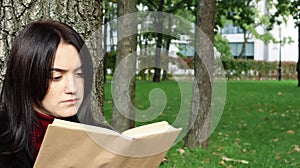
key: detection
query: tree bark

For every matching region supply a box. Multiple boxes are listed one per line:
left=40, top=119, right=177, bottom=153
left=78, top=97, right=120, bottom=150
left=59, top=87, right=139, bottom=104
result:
left=152, top=0, right=164, bottom=82
left=0, top=0, right=105, bottom=123
left=238, top=32, right=247, bottom=59
left=111, top=0, right=137, bottom=132
left=161, top=15, right=173, bottom=81
left=185, top=0, right=216, bottom=148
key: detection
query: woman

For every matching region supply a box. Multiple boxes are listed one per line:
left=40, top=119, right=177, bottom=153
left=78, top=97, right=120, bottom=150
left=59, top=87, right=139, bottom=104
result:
left=0, top=21, right=101, bottom=167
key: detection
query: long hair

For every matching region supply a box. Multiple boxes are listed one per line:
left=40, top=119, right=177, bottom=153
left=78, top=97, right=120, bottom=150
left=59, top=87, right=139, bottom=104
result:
left=0, top=21, right=93, bottom=163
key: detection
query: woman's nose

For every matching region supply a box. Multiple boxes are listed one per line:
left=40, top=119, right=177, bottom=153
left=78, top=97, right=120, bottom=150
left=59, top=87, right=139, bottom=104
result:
left=64, top=76, right=78, bottom=94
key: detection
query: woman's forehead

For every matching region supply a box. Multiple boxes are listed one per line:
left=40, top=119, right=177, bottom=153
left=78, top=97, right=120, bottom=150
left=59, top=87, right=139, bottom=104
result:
left=53, top=43, right=81, bottom=70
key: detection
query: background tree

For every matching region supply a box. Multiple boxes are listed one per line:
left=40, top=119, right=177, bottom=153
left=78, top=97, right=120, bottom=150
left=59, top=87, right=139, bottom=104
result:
left=185, top=0, right=216, bottom=148
left=111, top=0, right=137, bottom=132
left=102, top=0, right=118, bottom=82
left=216, top=0, right=275, bottom=59
left=137, top=0, right=196, bottom=82
left=152, top=0, right=164, bottom=83
left=0, top=0, right=105, bottom=123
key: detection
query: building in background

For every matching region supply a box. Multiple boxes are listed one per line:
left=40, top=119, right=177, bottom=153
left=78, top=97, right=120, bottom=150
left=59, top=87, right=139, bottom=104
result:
left=221, top=1, right=298, bottom=62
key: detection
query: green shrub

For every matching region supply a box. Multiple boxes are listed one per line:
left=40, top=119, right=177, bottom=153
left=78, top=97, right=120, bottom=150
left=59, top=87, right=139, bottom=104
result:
left=221, top=58, right=297, bottom=80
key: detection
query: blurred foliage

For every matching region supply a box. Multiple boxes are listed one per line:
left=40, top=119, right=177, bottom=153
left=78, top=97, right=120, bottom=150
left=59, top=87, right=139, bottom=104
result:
left=221, top=57, right=297, bottom=80
left=214, top=34, right=232, bottom=58
left=105, top=50, right=116, bottom=74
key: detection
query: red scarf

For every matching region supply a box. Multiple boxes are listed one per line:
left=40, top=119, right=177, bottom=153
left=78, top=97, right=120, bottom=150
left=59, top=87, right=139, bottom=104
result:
left=32, top=112, right=55, bottom=157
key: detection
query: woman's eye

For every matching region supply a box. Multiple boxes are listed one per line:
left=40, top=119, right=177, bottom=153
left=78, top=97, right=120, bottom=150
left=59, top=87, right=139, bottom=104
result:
left=75, top=72, right=84, bottom=78
left=52, top=76, right=62, bottom=81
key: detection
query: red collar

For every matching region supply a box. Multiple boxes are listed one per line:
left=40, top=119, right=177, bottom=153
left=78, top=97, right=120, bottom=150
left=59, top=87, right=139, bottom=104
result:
left=35, top=111, right=55, bottom=124
left=33, top=112, right=55, bottom=157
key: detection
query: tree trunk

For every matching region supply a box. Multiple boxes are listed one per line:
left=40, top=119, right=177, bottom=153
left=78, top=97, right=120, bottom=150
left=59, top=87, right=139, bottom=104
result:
left=161, top=15, right=173, bottom=81
left=111, top=0, right=137, bottom=132
left=0, top=0, right=105, bottom=123
left=185, top=0, right=216, bottom=148
left=152, top=0, right=164, bottom=82
left=162, top=38, right=171, bottom=81
left=238, top=32, right=247, bottom=59
left=109, top=2, right=117, bottom=51
left=103, top=17, right=108, bottom=83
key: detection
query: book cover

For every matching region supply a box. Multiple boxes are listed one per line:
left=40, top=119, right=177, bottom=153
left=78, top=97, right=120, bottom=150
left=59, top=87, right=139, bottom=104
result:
left=34, top=119, right=181, bottom=168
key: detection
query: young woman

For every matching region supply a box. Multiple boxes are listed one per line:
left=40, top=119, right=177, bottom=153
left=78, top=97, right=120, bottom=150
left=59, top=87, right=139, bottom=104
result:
left=0, top=21, right=102, bottom=167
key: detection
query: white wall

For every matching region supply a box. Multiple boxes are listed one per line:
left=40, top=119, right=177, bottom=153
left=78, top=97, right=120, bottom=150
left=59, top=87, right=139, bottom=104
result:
left=223, top=0, right=299, bottom=62
left=272, top=18, right=299, bottom=62
left=223, top=16, right=299, bottom=62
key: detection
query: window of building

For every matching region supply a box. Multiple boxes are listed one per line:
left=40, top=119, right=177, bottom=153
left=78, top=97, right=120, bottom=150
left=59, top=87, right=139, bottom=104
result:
left=221, top=23, right=244, bottom=34
left=229, top=42, right=254, bottom=59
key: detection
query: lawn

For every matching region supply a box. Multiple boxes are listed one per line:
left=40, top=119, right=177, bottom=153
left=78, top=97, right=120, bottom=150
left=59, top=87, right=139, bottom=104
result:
left=104, top=80, right=300, bottom=167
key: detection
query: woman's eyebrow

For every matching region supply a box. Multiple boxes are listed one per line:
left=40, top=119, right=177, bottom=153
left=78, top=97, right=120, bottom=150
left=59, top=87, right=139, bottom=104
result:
left=50, top=68, right=67, bottom=73
left=50, top=66, right=82, bottom=72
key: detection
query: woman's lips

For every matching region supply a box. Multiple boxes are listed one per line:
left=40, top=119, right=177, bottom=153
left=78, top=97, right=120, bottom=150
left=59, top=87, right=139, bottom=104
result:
left=62, top=98, right=78, bottom=105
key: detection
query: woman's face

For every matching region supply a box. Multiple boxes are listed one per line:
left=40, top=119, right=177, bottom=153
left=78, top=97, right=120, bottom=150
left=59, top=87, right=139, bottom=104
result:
left=35, top=43, right=84, bottom=118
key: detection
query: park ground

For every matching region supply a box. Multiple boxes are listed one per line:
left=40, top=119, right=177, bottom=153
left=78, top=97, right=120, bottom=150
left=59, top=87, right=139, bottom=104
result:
left=104, top=80, right=300, bottom=168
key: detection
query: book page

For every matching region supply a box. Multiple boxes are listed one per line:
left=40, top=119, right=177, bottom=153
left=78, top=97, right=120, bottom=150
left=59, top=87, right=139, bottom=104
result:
left=52, top=119, right=120, bottom=136
left=122, top=121, right=179, bottom=138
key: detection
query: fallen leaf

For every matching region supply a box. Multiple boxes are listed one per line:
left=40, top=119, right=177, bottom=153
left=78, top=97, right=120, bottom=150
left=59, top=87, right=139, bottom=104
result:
left=213, top=152, right=221, bottom=156
left=276, top=155, right=281, bottom=160
left=287, top=130, right=295, bottom=134
left=293, top=145, right=300, bottom=152
left=218, top=160, right=225, bottom=165
left=176, top=148, right=185, bottom=154
left=258, top=108, right=264, bottom=112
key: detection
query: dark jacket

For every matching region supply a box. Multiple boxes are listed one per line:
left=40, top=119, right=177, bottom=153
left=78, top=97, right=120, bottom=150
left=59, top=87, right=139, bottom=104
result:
left=0, top=152, right=33, bottom=168
left=0, top=113, right=33, bottom=168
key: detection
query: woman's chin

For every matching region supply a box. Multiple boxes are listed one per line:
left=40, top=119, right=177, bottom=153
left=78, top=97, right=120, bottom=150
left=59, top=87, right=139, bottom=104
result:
left=56, top=111, right=78, bottom=118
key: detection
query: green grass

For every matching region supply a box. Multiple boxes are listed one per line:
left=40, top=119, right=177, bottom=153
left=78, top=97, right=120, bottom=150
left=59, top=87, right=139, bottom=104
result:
left=104, top=80, right=300, bottom=168
left=104, top=80, right=192, bottom=125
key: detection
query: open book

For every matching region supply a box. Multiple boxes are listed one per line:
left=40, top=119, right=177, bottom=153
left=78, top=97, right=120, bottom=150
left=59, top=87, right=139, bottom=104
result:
left=34, top=119, right=182, bottom=168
